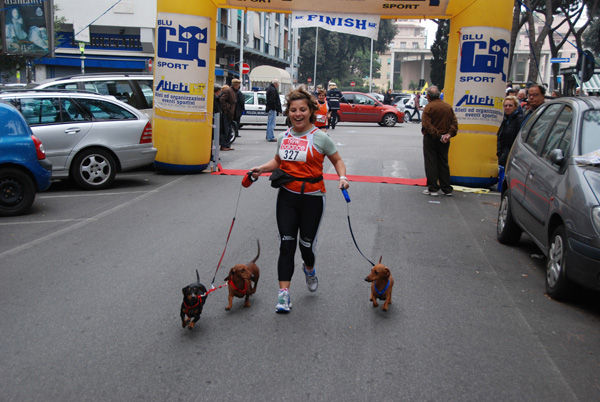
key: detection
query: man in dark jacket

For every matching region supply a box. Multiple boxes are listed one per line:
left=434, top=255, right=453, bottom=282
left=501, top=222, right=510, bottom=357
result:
left=383, top=88, right=393, bottom=105
left=421, top=86, right=458, bottom=197
left=326, top=82, right=348, bottom=130
left=233, top=79, right=245, bottom=137
left=265, top=79, right=282, bottom=142
left=219, top=81, right=237, bottom=151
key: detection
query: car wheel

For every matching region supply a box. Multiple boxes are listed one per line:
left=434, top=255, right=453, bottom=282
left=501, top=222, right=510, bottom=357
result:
left=546, top=225, right=572, bottom=300
left=71, top=148, right=117, bottom=190
left=382, top=113, right=398, bottom=127
left=497, top=189, right=522, bottom=244
left=0, top=167, right=36, bottom=217
left=229, top=121, right=238, bottom=145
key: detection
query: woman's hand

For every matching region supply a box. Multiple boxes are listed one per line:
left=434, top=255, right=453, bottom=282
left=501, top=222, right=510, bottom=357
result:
left=339, top=176, right=349, bottom=190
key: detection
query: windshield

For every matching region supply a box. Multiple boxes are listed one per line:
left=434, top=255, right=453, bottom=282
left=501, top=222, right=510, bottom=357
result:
left=581, top=110, right=600, bottom=155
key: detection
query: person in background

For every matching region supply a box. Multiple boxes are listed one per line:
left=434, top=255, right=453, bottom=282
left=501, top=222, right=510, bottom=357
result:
left=266, top=79, right=282, bottom=142
left=496, top=96, right=523, bottom=168
left=521, top=83, right=546, bottom=126
left=421, top=86, right=458, bottom=197
left=551, top=90, right=562, bottom=98
left=232, top=79, right=245, bottom=137
left=213, top=84, right=225, bottom=146
left=247, top=87, right=349, bottom=314
left=219, top=82, right=237, bottom=151
left=326, top=82, right=347, bottom=130
left=383, top=88, right=393, bottom=105
left=314, top=89, right=331, bottom=133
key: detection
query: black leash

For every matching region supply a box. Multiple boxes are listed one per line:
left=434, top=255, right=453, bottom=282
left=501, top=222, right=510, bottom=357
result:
left=341, top=189, right=375, bottom=267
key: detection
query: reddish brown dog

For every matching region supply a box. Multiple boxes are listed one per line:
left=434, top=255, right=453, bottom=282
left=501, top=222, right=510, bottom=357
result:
left=364, top=256, right=394, bottom=311
left=224, top=240, right=260, bottom=310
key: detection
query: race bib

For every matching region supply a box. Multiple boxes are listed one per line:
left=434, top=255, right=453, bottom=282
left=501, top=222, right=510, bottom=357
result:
left=316, top=114, right=327, bottom=124
left=279, top=136, right=309, bottom=162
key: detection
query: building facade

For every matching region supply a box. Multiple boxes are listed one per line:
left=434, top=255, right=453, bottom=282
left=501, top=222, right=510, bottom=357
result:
left=30, top=1, right=297, bottom=89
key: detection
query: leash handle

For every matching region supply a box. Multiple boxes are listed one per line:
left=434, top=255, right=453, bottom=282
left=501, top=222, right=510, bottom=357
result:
left=341, top=188, right=351, bottom=203
left=242, top=171, right=258, bottom=188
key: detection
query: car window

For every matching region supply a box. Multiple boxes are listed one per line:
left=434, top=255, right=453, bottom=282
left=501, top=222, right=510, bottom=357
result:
left=136, top=80, right=153, bottom=108
left=88, top=80, right=135, bottom=105
left=257, top=93, right=266, bottom=105
left=540, top=105, right=572, bottom=163
left=45, top=83, right=78, bottom=91
left=581, top=110, right=600, bottom=154
left=344, top=94, right=355, bottom=104
left=9, top=97, right=61, bottom=125
left=524, top=103, right=562, bottom=153
left=355, top=94, right=375, bottom=106
left=244, top=93, right=254, bottom=105
left=75, top=98, right=136, bottom=121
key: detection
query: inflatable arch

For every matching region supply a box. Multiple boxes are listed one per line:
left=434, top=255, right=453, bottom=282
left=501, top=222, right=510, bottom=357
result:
left=154, top=0, right=512, bottom=188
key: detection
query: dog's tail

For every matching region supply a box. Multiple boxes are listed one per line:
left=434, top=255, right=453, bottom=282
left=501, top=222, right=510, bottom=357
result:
left=196, top=269, right=200, bottom=283
left=252, top=239, right=260, bottom=263
left=378, top=256, right=382, bottom=264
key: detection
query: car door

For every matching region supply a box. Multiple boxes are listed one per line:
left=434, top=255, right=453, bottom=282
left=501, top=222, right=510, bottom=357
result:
left=523, top=104, right=573, bottom=244
left=513, top=103, right=562, bottom=236
left=353, top=94, right=380, bottom=122
left=241, top=92, right=259, bottom=124
left=10, top=97, right=93, bottom=173
left=339, top=93, right=356, bottom=121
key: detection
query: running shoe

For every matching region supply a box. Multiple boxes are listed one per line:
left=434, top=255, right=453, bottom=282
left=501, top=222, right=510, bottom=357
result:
left=275, top=289, right=292, bottom=313
left=303, top=264, right=318, bottom=292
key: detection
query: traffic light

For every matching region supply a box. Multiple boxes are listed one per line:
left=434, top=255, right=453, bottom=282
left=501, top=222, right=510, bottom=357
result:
left=577, top=50, right=596, bottom=83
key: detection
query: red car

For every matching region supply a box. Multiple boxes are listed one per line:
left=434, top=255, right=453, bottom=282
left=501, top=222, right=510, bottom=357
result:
left=337, top=92, right=404, bottom=126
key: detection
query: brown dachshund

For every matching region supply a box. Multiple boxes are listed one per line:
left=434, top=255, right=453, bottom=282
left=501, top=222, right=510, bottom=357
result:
left=224, top=240, right=260, bottom=310
left=364, top=257, right=394, bottom=311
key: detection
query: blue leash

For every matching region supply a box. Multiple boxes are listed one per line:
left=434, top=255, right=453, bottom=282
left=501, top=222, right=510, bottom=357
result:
left=341, top=189, right=375, bottom=267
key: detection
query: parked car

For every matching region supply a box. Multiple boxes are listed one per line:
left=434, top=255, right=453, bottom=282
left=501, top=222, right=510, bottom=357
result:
left=338, top=92, right=404, bottom=126
left=29, top=73, right=154, bottom=117
left=0, top=90, right=157, bottom=190
left=497, top=96, right=600, bottom=300
left=0, top=101, right=52, bottom=216
left=367, top=92, right=384, bottom=102
left=240, top=91, right=287, bottom=127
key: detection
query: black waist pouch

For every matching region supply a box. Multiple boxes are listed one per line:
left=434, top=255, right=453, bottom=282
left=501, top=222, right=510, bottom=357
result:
left=269, top=169, right=323, bottom=194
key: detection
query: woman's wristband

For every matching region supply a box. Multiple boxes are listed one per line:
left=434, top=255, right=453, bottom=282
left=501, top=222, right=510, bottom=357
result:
left=339, top=176, right=348, bottom=181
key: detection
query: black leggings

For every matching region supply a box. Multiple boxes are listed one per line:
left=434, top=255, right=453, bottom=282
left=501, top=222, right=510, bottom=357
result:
left=276, top=189, right=325, bottom=282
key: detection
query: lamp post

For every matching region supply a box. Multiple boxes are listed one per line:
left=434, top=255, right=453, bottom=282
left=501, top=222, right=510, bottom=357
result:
left=79, top=42, right=86, bottom=74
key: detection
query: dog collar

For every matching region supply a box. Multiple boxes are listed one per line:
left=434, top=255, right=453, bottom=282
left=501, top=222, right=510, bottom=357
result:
left=183, top=297, right=202, bottom=313
left=229, top=279, right=248, bottom=295
left=374, top=280, right=390, bottom=298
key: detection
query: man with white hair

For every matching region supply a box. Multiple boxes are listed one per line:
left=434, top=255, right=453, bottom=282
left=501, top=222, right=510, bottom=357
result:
left=266, top=79, right=282, bottom=142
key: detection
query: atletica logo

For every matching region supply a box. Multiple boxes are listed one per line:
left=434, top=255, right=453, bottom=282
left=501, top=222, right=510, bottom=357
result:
left=155, top=76, right=206, bottom=96
left=455, top=91, right=503, bottom=109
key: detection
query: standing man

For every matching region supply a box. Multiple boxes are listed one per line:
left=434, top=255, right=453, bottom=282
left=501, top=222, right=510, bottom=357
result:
left=421, top=86, right=458, bottom=197
left=266, top=78, right=282, bottom=142
left=232, top=78, right=245, bottom=137
left=383, top=88, right=393, bottom=105
left=326, top=82, right=345, bottom=130
left=520, top=83, right=545, bottom=126
left=219, top=80, right=237, bottom=151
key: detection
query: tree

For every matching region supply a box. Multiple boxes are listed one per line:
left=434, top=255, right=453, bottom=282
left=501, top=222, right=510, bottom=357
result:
left=298, top=20, right=397, bottom=88
left=429, top=19, right=450, bottom=90
left=584, top=2, right=600, bottom=55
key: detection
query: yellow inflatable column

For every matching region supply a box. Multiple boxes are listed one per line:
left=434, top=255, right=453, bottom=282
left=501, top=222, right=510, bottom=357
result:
left=444, top=0, right=513, bottom=188
left=153, top=0, right=217, bottom=172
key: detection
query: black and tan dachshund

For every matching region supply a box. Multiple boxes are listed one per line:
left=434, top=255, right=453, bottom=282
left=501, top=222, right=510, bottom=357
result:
left=181, top=270, right=208, bottom=330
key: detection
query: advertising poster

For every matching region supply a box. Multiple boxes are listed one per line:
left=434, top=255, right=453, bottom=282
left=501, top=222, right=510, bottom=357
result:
left=225, top=0, right=450, bottom=16
left=1, top=0, right=54, bottom=57
left=453, top=26, right=510, bottom=127
left=154, top=12, right=209, bottom=114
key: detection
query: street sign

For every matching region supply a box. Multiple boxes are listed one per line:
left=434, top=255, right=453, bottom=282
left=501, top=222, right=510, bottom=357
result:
left=350, top=81, right=355, bottom=87
left=308, top=77, right=312, bottom=83
left=242, top=63, right=250, bottom=74
left=550, top=58, right=570, bottom=63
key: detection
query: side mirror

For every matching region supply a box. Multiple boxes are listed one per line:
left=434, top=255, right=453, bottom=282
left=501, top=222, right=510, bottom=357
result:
left=548, top=149, right=566, bottom=167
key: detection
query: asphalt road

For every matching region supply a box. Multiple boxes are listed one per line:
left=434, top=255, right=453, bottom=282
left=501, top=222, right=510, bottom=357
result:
left=1, top=121, right=599, bottom=401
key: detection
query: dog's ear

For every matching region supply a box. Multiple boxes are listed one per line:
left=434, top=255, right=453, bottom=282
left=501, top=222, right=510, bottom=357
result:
left=182, top=287, right=188, bottom=296
left=224, top=268, right=233, bottom=282
left=384, top=268, right=391, bottom=277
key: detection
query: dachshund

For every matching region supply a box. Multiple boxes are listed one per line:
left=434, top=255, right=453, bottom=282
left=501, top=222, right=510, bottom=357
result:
left=364, top=257, right=394, bottom=312
left=181, top=270, right=208, bottom=330
left=224, top=240, right=260, bottom=310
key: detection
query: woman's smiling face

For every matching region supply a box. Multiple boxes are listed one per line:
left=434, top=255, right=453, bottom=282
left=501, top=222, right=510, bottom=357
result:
left=288, top=99, right=312, bottom=132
